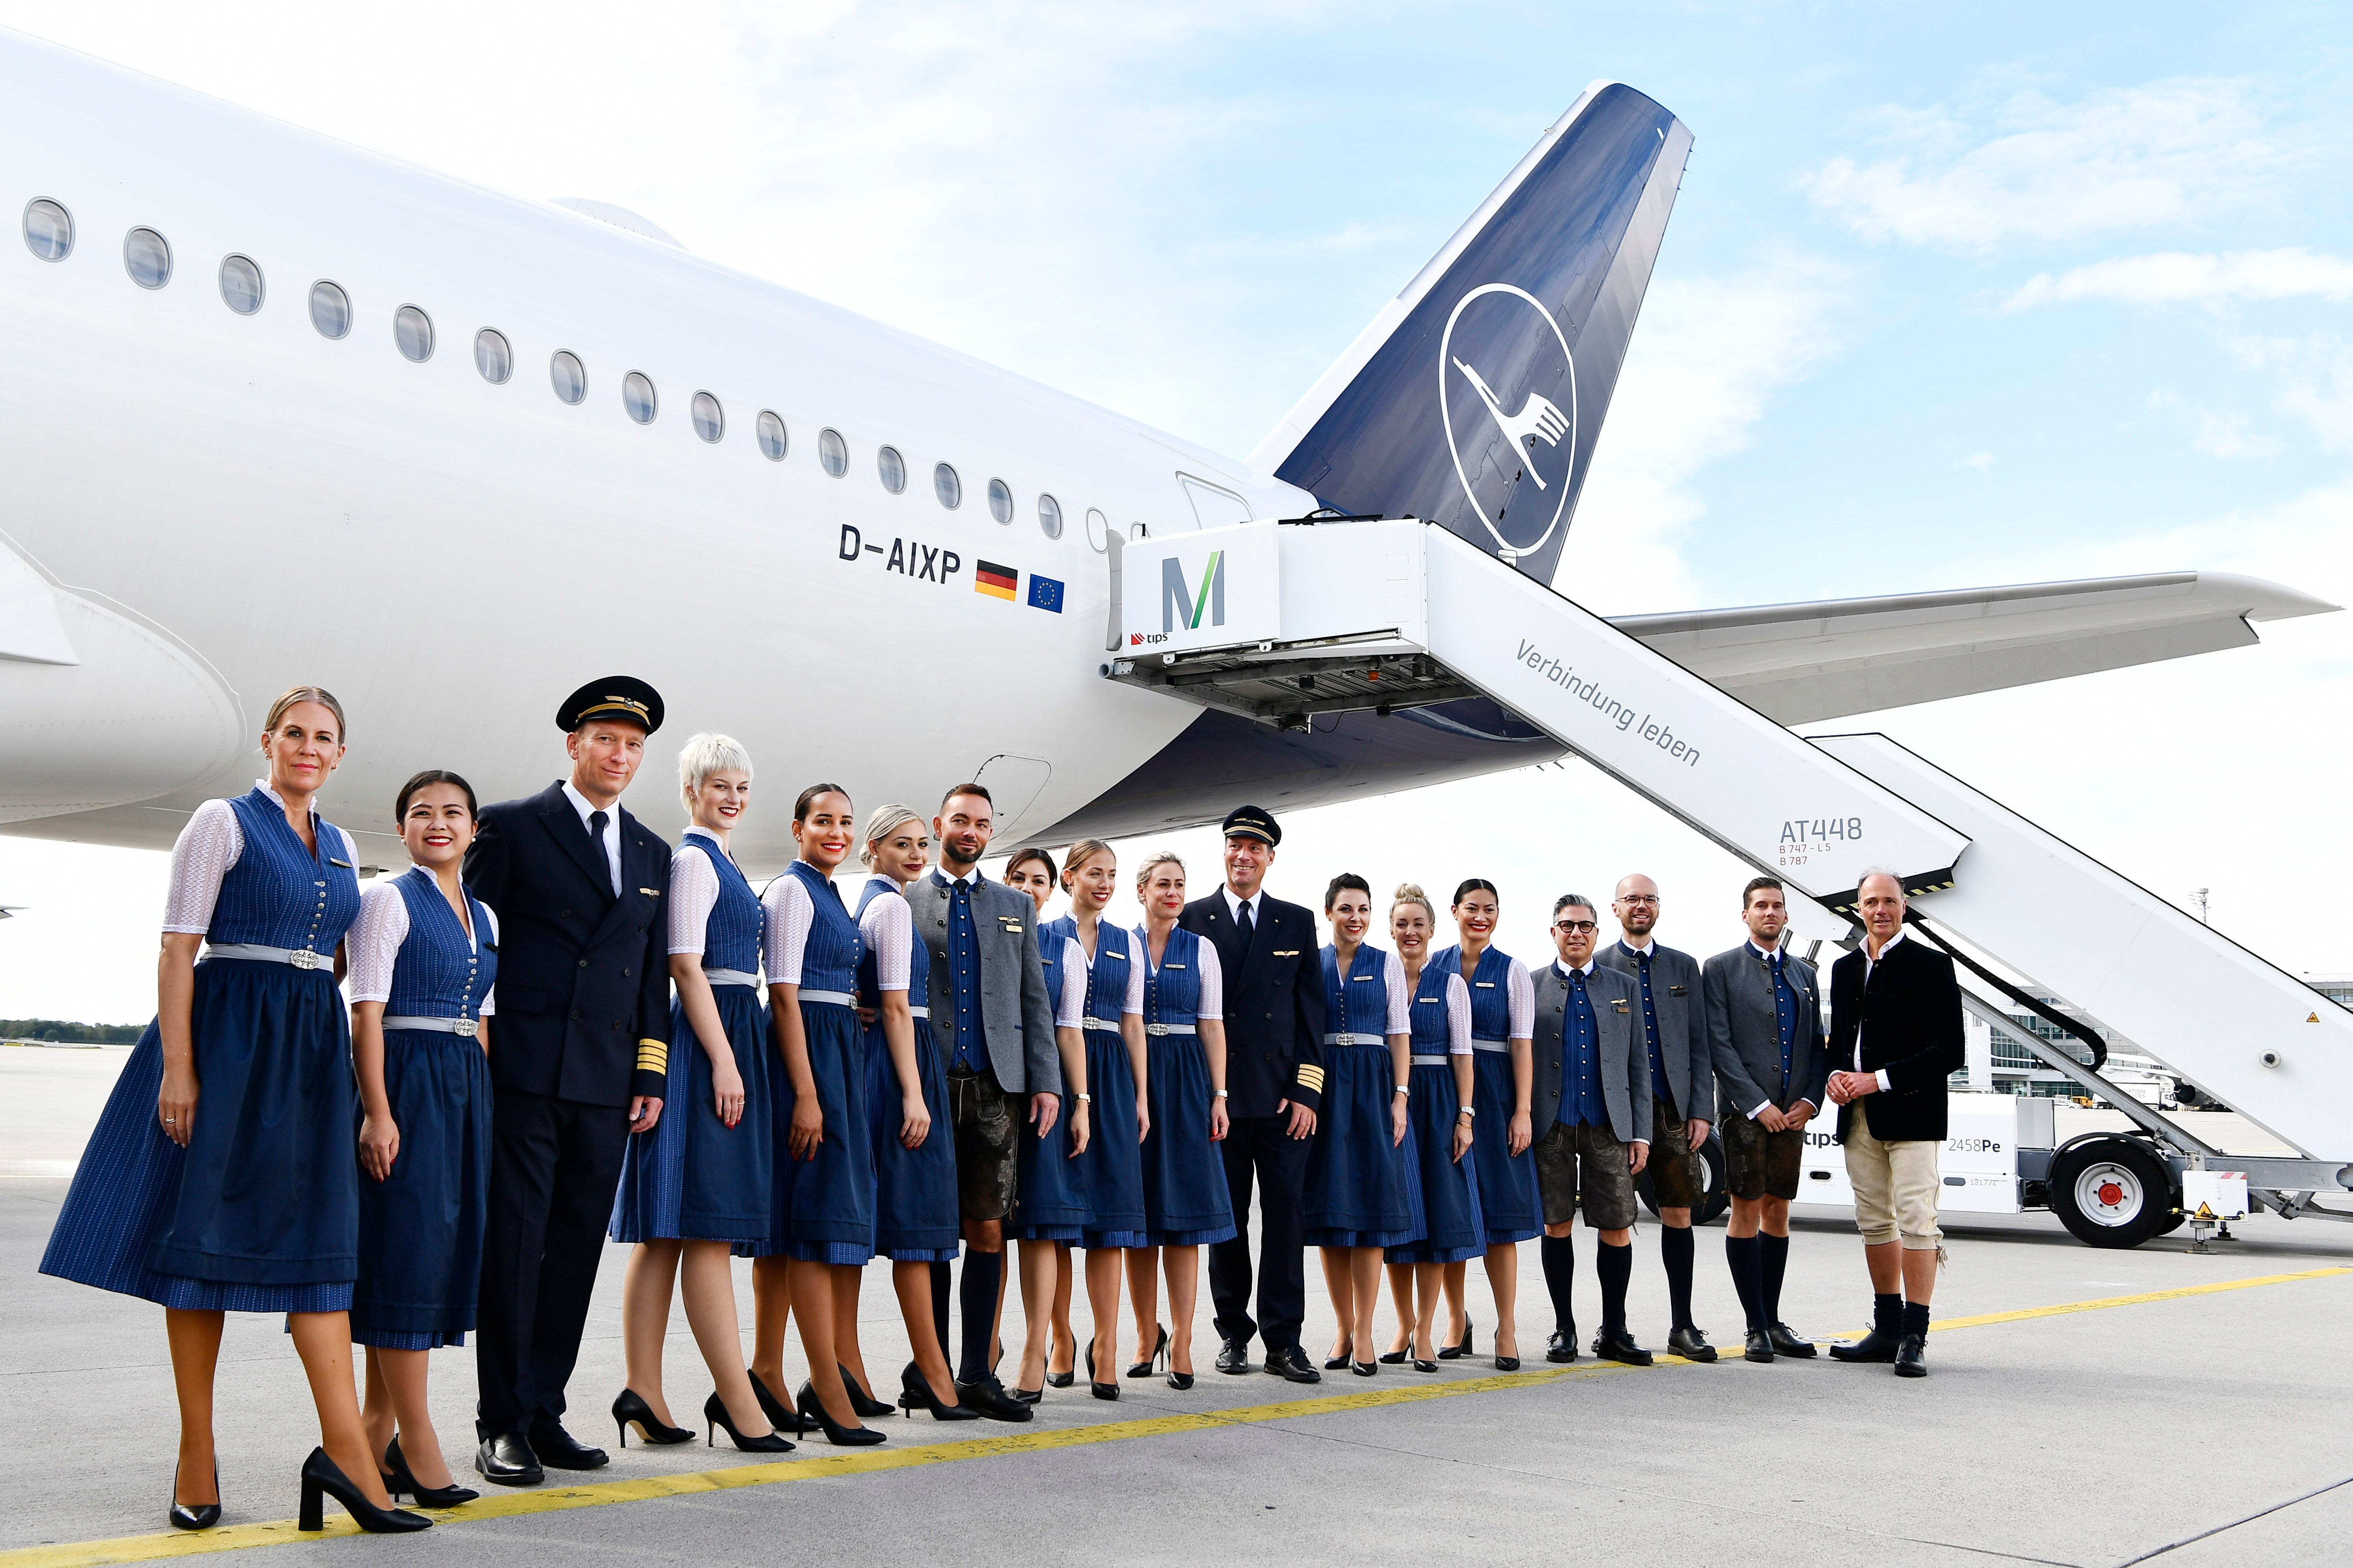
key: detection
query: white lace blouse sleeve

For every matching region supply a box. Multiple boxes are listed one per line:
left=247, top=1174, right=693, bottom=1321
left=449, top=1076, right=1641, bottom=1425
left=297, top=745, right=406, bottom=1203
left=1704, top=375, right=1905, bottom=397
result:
left=1507, top=956, right=1534, bottom=1040
left=1446, top=973, right=1473, bottom=1055
left=334, top=825, right=359, bottom=867
left=667, top=843, right=719, bottom=956
left=1195, top=940, right=1224, bottom=1019
left=760, top=874, right=815, bottom=986
left=1383, top=950, right=1411, bottom=1036
left=479, top=906, right=499, bottom=1016
left=1055, top=938, right=1086, bottom=1027
left=161, top=799, right=243, bottom=934
left=344, top=883, right=410, bottom=1004
left=859, top=890, right=913, bottom=991
left=1123, top=934, right=1145, bottom=1014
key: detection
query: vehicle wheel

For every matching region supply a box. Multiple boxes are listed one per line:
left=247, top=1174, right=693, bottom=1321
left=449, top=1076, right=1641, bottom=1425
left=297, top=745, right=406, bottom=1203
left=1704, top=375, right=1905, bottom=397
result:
left=2049, top=1136, right=2175, bottom=1248
left=1636, top=1129, right=1731, bottom=1225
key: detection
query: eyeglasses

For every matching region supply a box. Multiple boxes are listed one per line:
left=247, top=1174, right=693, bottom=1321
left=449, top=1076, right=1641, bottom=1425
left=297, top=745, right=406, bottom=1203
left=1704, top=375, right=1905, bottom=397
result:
left=1553, top=920, right=1598, bottom=934
left=1616, top=894, right=1659, bottom=906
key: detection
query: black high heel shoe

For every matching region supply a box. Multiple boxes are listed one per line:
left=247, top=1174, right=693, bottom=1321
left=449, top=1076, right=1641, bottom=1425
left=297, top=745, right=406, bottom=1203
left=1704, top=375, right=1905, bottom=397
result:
left=1166, top=1368, right=1195, bottom=1391
left=797, top=1381, right=888, bottom=1447
left=1086, top=1337, right=1120, bottom=1401
left=298, top=1448, right=430, bottom=1534
left=838, top=1363, right=896, bottom=1418
left=704, top=1391, right=795, bottom=1452
left=1352, top=1360, right=1378, bottom=1378
left=611, top=1388, right=694, bottom=1449
left=169, top=1463, right=220, bottom=1531
left=1322, top=1347, right=1352, bottom=1371
left=746, top=1369, right=810, bottom=1435
left=1127, top=1324, right=1168, bottom=1378
left=1439, top=1314, right=1475, bottom=1360
left=1377, top=1345, right=1408, bottom=1365
left=898, top=1362, right=983, bottom=1421
left=386, top=1436, right=479, bottom=1507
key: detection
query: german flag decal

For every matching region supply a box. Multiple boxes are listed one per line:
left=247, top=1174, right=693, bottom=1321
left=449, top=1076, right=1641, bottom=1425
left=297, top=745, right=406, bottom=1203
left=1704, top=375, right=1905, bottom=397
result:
left=975, top=560, right=1018, bottom=600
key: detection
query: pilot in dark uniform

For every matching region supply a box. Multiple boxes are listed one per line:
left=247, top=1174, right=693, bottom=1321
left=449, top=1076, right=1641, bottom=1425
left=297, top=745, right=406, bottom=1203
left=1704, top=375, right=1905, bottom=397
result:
left=1179, top=805, right=1328, bottom=1384
left=463, top=679, right=673, bottom=1486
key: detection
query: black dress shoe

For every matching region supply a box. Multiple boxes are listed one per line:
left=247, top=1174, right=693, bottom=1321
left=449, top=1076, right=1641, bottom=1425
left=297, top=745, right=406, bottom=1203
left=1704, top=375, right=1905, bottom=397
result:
left=1591, top=1329, right=1653, bottom=1367
left=953, top=1373, right=1035, bottom=1422
left=169, top=1464, right=221, bottom=1531
left=1544, top=1329, right=1578, bottom=1364
left=1352, top=1360, right=1378, bottom=1377
left=611, top=1388, right=694, bottom=1448
left=1438, top=1314, right=1474, bottom=1360
left=1376, top=1347, right=1408, bottom=1365
left=299, top=1448, right=430, bottom=1534
left=1767, top=1322, right=1817, bottom=1358
left=1322, top=1351, right=1352, bottom=1371
left=474, top=1432, right=543, bottom=1487
left=1667, top=1326, right=1718, bottom=1363
left=1166, top=1371, right=1195, bottom=1391
left=1829, top=1329, right=1900, bottom=1363
left=900, top=1363, right=984, bottom=1421
left=527, top=1421, right=607, bottom=1471
left=1492, top=1355, right=1520, bottom=1373
left=1893, top=1334, right=1927, bottom=1378
left=1215, top=1338, right=1253, bottom=1375
left=1743, top=1328, right=1775, bottom=1363
left=1262, top=1345, right=1322, bottom=1384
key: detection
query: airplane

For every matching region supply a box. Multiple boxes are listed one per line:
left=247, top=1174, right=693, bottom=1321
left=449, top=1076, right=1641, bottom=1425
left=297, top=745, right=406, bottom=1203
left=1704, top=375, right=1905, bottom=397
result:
left=0, top=25, right=2332, bottom=881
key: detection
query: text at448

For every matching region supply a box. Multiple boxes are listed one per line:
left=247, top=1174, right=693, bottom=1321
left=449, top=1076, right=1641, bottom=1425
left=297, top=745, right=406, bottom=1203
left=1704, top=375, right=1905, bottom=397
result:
left=1782, top=818, right=1863, bottom=844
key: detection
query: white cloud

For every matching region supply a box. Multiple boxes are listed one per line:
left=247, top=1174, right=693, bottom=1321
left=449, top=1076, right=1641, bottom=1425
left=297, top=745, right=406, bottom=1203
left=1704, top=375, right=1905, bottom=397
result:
left=1803, top=80, right=2278, bottom=248
left=2008, top=247, right=2353, bottom=310
left=1958, top=450, right=1994, bottom=472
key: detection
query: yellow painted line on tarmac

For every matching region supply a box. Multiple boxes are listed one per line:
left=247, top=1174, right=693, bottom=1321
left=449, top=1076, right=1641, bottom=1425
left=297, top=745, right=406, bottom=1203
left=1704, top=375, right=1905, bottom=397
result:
left=10, top=1265, right=2347, bottom=1568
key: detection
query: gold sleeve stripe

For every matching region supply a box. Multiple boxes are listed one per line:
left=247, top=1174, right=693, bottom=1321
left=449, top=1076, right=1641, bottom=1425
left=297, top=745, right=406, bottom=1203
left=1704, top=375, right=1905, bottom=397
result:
left=1295, top=1064, right=1326, bottom=1092
left=636, top=1040, right=669, bottom=1073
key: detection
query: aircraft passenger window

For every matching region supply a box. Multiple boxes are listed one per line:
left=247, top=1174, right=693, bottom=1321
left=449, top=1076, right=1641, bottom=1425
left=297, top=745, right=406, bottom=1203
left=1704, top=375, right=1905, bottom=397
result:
left=692, top=391, right=724, bottom=443
left=550, top=351, right=587, bottom=405
left=1085, top=508, right=1109, bottom=552
left=623, top=371, right=657, bottom=424
left=1038, top=494, right=1063, bottom=539
left=818, top=428, right=847, bottom=476
left=934, top=462, right=960, bottom=509
left=988, top=478, right=1014, bottom=524
left=475, top=329, right=512, bottom=383
left=123, top=228, right=172, bottom=289
left=22, top=199, right=72, bottom=261
left=219, top=255, right=264, bottom=315
left=757, top=410, right=787, bottom=461
left=394, top=306, right=434, bottom=363
left=878, top=445, right=906, bottom=494
left=309, top=280, right=351, bottom=339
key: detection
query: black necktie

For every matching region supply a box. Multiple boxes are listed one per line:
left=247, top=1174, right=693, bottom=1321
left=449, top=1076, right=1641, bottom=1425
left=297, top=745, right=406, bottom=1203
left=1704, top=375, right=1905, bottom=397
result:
left=1235, top=898, right=1255, bottom=946
left=588, top=810, right=610, bottom=890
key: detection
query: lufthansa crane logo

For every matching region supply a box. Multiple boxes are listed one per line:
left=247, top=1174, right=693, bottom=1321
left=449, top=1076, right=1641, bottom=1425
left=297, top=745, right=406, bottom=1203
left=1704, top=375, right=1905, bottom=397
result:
left=1438, top=283, right=1579, bottom=562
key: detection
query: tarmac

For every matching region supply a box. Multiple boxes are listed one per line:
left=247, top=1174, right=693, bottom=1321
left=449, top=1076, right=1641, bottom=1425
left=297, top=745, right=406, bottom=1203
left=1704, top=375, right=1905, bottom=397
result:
left=3, top=1044, right=2349, bottom=1568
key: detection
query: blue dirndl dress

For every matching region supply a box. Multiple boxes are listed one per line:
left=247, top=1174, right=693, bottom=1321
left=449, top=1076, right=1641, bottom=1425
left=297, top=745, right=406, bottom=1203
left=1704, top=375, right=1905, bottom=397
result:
left=761, top=860, right=875, bottom=1265
left=41, top=787, right=362, bottom=1312
left=1302, top=944, right=1419, bottom=1249
left=1059, top=921, right=1148, bottom=1251
left=1441, top=944, right=1540, bottom=1247
left=857, top=877, right=960, bottom=1261
left=352, top=869, right=496, bottom=1348
left=1135, top=925, right=1236, bottom=1248
left=1385, top=961, right=1484, bottom=1265
left=612, top=829, right=773, bottom=1248
left=1007, top=917, right=1097, bottom=1242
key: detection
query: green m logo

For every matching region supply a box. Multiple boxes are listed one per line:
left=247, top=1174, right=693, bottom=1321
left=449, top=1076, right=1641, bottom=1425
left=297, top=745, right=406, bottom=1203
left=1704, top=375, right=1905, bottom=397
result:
left=1160, top=550, right=1225, bottom=634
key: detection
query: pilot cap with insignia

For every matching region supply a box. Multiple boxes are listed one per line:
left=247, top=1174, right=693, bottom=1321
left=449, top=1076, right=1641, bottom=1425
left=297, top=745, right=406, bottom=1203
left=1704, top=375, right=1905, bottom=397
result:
left=557, top=676, right=664, bottom=736
left=1221, top=804, right=1280, bottom=847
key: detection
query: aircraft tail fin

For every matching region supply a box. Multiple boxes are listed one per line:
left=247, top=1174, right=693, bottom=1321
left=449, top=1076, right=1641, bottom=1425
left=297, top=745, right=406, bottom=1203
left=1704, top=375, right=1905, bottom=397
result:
left=1250, top=83, right=1690, bottom=585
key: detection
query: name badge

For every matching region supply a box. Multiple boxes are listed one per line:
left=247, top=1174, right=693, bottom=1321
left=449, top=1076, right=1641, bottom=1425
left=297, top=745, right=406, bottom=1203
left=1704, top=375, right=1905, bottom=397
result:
left=1475, top=981, right=1496, bottom=989
left=1166, top=962, right=1187, bottom=970
left=999, top=920, right=1023, bottom=932
left=1611, top=999, right=1630, bottom=1013
left=1351, top=974, right=1373, bottom=981
left=639, top=887, right=661, bottom=897
left=1103, top=950, right=1126, bottom=961
left=1668, top=984, right=1688, bottom=997
left=328, top=857, right=353, bottom=869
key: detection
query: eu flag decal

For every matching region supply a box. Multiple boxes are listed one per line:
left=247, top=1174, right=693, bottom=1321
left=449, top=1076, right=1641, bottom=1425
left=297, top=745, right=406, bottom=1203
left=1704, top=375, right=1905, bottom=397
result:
left=975, top=560, right=1018, bottom=601
left=1026, top=574, right=1065, bottom=614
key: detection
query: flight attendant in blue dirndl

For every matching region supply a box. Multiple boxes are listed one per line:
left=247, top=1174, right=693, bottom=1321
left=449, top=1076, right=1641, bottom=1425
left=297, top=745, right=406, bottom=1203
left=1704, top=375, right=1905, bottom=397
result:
left=1304, top=873, right=1416, bottom=1377
left=1380, top=883, right=1482, bottom=1374
left=347, top=770, right=498, bottom=1509
left=1130, top=851, right=1234, bottom=1393
left=758, top=784, right=885, bottom=1445
left=1007, top=846, right=1098, bottom=1403
left=609, top=735, right=790, bottom=1454
left=39, top=686, right=429, bottom=1534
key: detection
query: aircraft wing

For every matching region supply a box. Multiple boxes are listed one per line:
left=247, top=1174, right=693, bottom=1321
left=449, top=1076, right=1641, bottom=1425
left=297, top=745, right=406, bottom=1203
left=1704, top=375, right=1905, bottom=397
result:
left=1614, top=571, right=2337, bottom=724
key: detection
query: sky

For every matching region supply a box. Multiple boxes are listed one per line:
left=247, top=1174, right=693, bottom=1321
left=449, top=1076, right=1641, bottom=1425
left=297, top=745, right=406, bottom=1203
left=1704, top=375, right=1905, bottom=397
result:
left=3, top=1, right=2352, bottom=1025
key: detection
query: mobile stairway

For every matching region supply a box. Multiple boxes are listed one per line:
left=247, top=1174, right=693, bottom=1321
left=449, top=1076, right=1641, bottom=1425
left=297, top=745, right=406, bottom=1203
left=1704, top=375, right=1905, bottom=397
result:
left=1102, top=516, right=2353, bottom=1248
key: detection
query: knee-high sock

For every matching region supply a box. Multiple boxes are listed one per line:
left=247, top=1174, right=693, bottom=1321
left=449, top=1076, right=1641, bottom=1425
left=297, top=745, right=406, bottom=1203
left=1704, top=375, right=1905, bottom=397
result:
left=1871, top=1292, right=1902, bottom=1338
left=1596, top=1240, right=1633, bottom=1337
left=1540, top=1234, right=1576, bottom=1334
left=1660, top=1223, right=1696, bottom=1329
left=1900, top=1300, right=1930, bottom=1337
left=1759, top=1233, right=1790, bottom=1325
left=1725, top=1235, right=1765, bottom=1329
left=957, top=1249, right=1002, bottom=1384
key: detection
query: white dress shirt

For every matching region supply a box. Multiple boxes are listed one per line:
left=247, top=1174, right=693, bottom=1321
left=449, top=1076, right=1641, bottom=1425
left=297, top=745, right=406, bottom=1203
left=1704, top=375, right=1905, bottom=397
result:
left=562, top=780, right=622, bottom=897
left=1853, top=927, right=1902, bottom=1093
left=1221, top=886, right=1263, bottom=927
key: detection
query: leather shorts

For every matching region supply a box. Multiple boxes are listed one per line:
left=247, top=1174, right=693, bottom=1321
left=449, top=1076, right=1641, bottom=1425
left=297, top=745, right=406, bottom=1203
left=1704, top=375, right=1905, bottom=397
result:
left=1532, top=1121, right=1637, bottom=1232
left=1647, top=1101, right=1704, bottom=1210
left=1719, top=1111, right=1805, bottom=1202
left=946, top=1067, right=1018, bottom=1222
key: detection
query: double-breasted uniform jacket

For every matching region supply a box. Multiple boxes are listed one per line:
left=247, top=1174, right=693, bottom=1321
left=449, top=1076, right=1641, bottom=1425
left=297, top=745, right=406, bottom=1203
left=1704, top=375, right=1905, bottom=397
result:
left=1594, top=940, right=1716, bottom=1123
left=902, top=869, right=1059, bottom=1094
left=1827, top=933, right=1965, bottom=1144
left=1701, top=941, right=1830, bottom=1119
left=1178, top=892, right=1326, bottom=1117
left=463, top=781, right=670, bottom=1107
left=1527, top=961, right=1650, bottom=1146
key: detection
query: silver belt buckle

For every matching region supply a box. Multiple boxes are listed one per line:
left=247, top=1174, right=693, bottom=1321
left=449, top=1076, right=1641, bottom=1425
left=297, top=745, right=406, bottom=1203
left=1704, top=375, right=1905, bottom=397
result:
left=454, top=1018, right=479, bottom=1038
left=288, top=948, right=323, bottom=971
left=1146, top=1023, right=1168, bottom=1036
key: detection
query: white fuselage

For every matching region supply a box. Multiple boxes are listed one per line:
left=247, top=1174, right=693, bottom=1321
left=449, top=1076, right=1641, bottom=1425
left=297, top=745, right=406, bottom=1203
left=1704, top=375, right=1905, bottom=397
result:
left=0, top=27, right=1312, bottom=871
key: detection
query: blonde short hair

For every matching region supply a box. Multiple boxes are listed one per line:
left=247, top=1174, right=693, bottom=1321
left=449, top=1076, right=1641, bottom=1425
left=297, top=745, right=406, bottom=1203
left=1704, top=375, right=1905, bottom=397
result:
left=1390, top=881, right=1436, bottom=925
left=1134, top=849, right=1185, bottom=892
left=677, top=732, right=753, bottom=811
left=858, top=804, right=925, bottom=868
